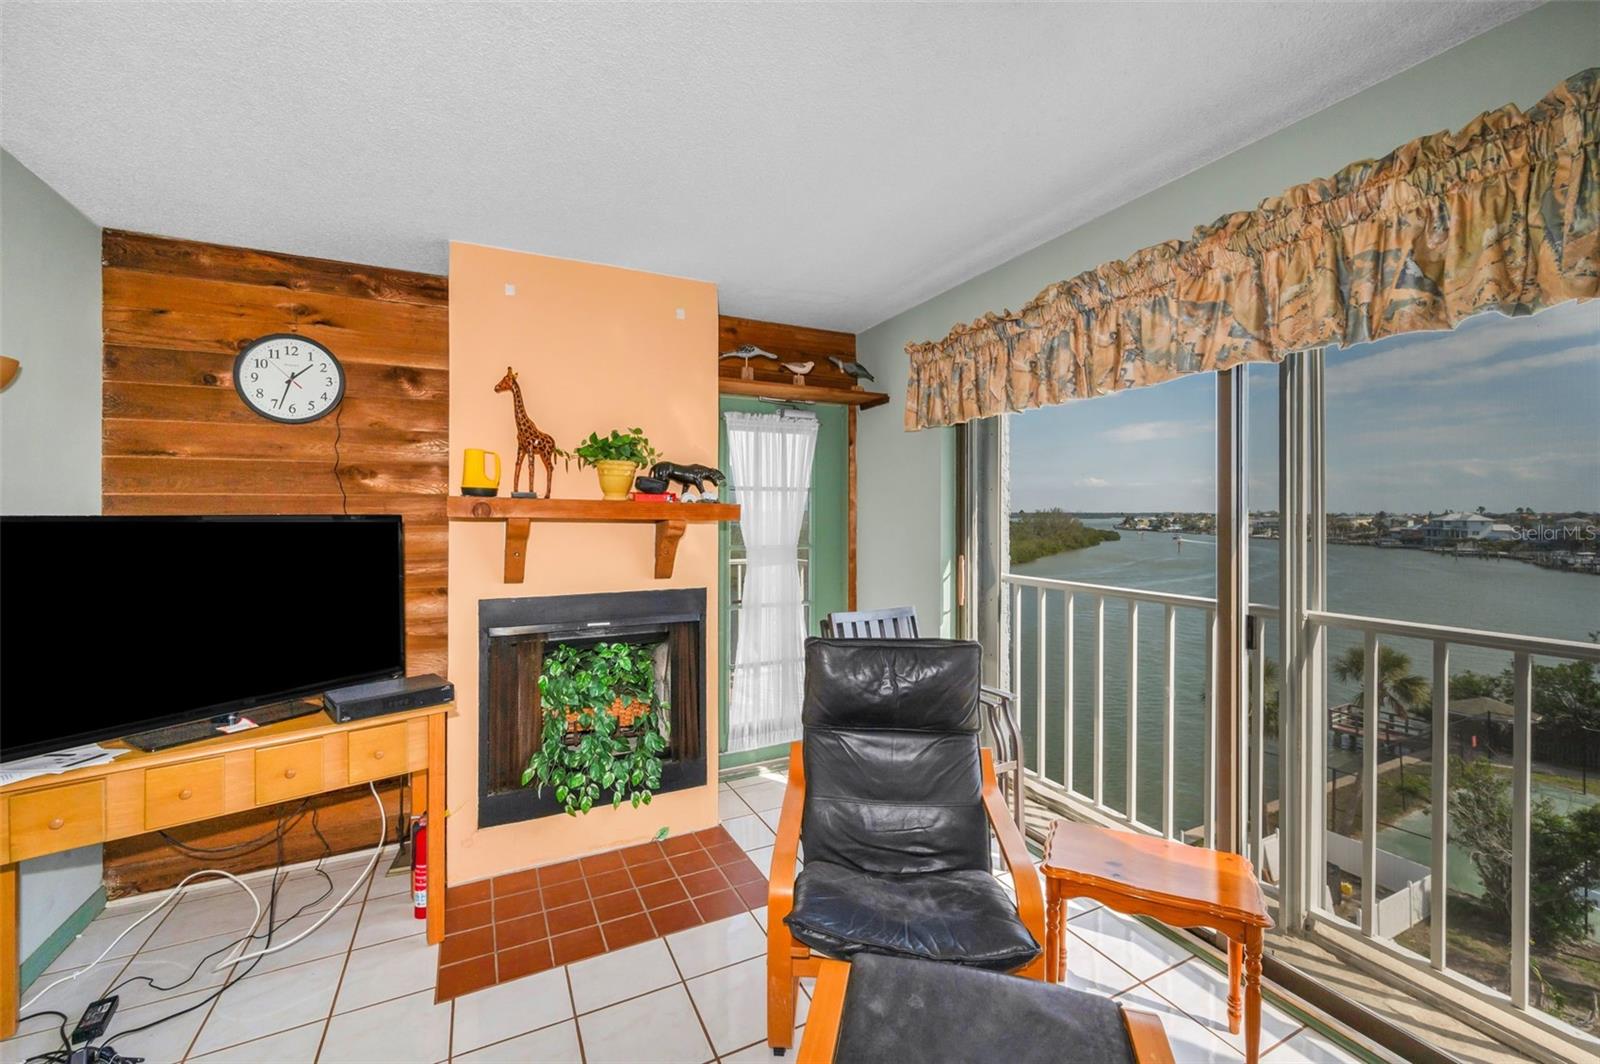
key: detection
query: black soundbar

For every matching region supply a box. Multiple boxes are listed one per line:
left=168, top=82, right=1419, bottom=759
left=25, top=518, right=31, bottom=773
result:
left=323, top=674, right=454, bottom=723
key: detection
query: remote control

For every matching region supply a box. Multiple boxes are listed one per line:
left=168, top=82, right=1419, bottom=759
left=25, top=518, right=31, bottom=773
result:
left=71, top=995, right=118, bottom=1044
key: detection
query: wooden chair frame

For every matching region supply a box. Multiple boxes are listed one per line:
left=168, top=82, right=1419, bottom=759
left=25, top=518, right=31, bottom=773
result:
left=767, top=742, right=1047, bottom=1052
left=796, top=959, right=1176, bottom=1064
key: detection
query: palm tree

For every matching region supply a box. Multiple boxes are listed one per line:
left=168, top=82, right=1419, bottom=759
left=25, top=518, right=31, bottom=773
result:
left=1332, top=645, right=1431, bottom=721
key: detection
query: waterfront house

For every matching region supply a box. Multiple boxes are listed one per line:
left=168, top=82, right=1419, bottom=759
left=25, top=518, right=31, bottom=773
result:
left=1421, top=511, right=1497, bottom=547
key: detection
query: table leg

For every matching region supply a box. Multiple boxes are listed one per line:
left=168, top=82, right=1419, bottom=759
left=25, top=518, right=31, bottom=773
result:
left=1044, top=886, right=1064, bottom=983
left=425, top=713, right=447, bottom=945
left=1228, top=936, right=1243, bottom=1035
left=2, top=861, right=16, bottom=1040
left=1244, top=925, right=1263, bottom=1064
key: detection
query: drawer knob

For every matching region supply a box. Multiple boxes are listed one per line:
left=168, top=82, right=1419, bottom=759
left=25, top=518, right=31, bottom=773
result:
left=179, top=788, right=194, bottom=800
left=372, top=749, right=386, bottom=760
left=283, top=767, right=298, bottom=780
left=48, top=817, right=65, bottom=830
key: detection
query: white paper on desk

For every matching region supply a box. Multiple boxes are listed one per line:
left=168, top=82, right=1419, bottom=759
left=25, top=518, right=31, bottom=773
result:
left=0, top=743, right=130, bottom=786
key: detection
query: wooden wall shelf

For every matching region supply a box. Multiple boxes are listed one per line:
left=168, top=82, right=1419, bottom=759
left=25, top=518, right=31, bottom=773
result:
left=447, top=497, right=740, bottom=581
left=718, top=377, right=890, bottom=410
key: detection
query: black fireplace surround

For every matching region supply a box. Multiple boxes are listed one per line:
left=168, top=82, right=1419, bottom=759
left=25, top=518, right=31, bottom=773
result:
left=478, top=588, right=708, bottom=827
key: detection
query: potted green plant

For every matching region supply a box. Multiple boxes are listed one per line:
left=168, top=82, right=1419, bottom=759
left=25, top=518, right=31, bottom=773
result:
left=571, top=427, right=661, bottom=501
left=521, top=640, right=666, bottom=815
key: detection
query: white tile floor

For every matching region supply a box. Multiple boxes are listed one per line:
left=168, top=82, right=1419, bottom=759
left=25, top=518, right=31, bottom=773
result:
left=5, top=768, right=1364, bottom=1063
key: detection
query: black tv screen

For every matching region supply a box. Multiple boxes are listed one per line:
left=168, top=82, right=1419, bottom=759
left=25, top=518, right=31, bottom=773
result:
left=1, top=515, right=405, bottom=761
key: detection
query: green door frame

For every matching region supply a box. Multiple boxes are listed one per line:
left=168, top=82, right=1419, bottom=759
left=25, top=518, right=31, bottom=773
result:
left=717, top=398, right=848, bottom=769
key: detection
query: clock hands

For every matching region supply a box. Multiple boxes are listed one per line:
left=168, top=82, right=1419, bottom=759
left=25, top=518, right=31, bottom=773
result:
left=275, top=363, right=314, bottom=390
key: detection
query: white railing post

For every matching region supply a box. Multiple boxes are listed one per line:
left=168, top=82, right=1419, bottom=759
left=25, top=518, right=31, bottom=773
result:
left=1127, top=600, right=1139, bottom=825
left=1036, top=588, right=1048, bottom=777
left=1511, top=652, right=1532, bottom=1009
left=1163, top=604, right=1177, bottom=839
left=1203, top=609, right=1217, bottom=847
left=1011, top=582, right=1022, bottom=738
left=1249, top=629, right=1265, bottom=869
left=1093, top=596, right=1106, bottom=808
left=1063, top=592, right=1075, bottom=795
left=1430, top=641, right=1449, bottom=971
left=1361, top=632, right=1380, bottom=937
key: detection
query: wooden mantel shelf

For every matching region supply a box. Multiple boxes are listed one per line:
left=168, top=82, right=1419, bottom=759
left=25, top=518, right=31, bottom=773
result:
left=446, top=496, right=740, bottom=582
left=718, top=377, right=890, bottom=410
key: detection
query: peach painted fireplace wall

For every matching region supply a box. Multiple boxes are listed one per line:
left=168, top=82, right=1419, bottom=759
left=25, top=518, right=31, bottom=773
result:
left=446, top=241, right=721, bottom=884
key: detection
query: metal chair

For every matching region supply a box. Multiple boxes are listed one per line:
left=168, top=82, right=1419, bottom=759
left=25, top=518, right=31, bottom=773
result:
left=822, top=608, right=1025, bottom=835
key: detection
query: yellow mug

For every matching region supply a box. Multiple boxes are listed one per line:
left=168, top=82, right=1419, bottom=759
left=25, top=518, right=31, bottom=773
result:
left=461, top=448, right=501, bottom=496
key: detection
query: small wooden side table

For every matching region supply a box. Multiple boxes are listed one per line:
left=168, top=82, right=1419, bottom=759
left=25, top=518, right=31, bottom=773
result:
left=1042, top=820, right=1273, bottom=1063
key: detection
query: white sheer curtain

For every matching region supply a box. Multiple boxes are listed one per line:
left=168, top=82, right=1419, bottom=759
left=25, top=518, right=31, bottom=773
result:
left=725, top=411, right=818, bottom=752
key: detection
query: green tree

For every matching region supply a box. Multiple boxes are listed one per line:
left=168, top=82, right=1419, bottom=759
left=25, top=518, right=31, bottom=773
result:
left=1450, top=670, right=1503, bottom=701
left=1255, top=656, right=1282, bottom=735
left=1450, top=758, right=1599, bottom=947
left=1009, top=510, right=1120, bottom=565
left=1333, top=645, right=1431, bottom=721
left=1446, top=662, right=1598, bottom=732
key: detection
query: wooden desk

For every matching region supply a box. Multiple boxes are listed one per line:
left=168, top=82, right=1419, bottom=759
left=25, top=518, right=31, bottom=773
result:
left=0, top=703, right=452, bottom=1039
left=1042, top=820, right=1272, bottom=1063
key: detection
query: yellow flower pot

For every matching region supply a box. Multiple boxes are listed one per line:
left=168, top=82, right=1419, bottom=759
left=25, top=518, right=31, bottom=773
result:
left=594, top=460, right=638, bottom=501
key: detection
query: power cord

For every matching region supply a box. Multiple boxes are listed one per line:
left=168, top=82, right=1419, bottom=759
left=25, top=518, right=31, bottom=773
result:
left=95, top=785, right=382, bottom=1051
left=333, top=401, right=348, bottom=515
left=23, top=787, right=383, bottom=1062
left=156, top=798, right=313, bottom=858
left=15, top=1009, right=70, bottom=1063
left=102, top=806, right=334, bottom=1006
left=92, top=818, right=293, bottom=1053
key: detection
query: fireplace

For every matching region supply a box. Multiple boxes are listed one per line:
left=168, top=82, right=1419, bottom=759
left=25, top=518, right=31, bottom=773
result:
left=477, top=588, right=707, bottom=827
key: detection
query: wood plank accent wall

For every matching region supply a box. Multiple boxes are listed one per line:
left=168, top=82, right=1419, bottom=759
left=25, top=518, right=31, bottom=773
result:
left=717, top=315, right=859, bottom=390
left=100, top=230, right=448, bottom=894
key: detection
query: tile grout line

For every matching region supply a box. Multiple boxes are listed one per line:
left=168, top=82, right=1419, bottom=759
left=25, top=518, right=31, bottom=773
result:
left=658, top=914, right=721, bottom=1064
left=310, top=853, right=382, bottom=1063
left=449, top=1014, right=580, bottom=1063
left=175, top=863, right=297, bottom=1062
left=565, top=962, right=587, bottom=1064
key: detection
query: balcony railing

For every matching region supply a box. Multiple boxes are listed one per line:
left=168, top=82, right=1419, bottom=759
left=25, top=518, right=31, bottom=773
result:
left=1000, top=570, right=1600, bottom=1042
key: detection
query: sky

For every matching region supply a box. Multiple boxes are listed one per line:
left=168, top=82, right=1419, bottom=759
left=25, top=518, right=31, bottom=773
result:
left=1006, top=299, right=1600, bottom=514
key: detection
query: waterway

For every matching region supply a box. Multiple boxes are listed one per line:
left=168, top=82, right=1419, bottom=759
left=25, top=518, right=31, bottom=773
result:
left=1010, top=518, right=1598, bottom=841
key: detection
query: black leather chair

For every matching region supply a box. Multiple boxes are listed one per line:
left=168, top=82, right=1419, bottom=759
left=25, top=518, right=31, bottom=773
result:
left=798, top=954, right=1175, bottom=1064
left=767, top=638, right=1046, bottom=1053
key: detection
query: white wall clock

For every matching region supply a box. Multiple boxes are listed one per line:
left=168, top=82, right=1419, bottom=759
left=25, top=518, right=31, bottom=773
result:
left=233, top=333, right=345, bottom=424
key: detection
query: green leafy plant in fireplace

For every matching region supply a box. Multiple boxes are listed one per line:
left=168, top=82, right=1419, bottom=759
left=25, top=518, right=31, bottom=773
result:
left=569, top=427, right=661, bottom=469
left=522, top=640, right=666, bottom=816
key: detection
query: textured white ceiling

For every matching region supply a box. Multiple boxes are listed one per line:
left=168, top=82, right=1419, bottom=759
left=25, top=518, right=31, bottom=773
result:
left=1, top=1, right=1532, bottom=331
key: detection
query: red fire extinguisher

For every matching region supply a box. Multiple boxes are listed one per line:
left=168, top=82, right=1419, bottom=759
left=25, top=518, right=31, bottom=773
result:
left=412, top=814, right=428, bottom=920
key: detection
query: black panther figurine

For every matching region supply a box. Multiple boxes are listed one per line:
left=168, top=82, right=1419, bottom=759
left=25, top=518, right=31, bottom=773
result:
left=649, top=461, right=726, bottom=500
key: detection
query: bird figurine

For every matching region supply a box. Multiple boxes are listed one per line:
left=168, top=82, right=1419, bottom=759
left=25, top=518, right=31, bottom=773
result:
left=828, top=356, right=875, bottom=389
left=781, top=360, right=814, bottom=385
left=718, top=344, right=779, bottom=380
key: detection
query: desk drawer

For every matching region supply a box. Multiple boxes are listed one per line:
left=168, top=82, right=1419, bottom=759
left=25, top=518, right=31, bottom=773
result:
left=9, top=780, right=105, bottom=860
left=348, top=723, right=408, bottom=784
left=145, top=758, right=226, bottom=830
left=255, top=740, right=324, bottom=803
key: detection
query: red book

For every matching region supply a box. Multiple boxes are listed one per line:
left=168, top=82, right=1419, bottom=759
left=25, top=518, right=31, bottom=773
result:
left=629, top=492, right=677, bottom=502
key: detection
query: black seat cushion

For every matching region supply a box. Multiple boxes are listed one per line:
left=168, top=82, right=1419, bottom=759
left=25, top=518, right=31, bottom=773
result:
left=785, top=859, right=1041, bottom=972
left=831, top=952, right=1134, bottom=1064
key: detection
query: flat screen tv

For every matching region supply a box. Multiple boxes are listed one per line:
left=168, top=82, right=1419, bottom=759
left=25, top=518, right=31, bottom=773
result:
left=1, top=515, right=405, bottom=761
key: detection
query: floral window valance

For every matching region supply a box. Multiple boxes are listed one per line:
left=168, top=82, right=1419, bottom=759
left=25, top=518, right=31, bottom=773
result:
left=904, top=69, right=1599, bottom=431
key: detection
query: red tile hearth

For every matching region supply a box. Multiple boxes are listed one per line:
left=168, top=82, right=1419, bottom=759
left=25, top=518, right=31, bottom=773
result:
left=433, top=824, right=768, bottom=1003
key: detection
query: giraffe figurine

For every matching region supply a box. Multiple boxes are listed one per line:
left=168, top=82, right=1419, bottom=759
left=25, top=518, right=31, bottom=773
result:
left=494, top=366, right=557, bottom=498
